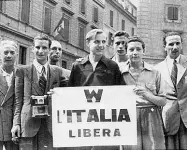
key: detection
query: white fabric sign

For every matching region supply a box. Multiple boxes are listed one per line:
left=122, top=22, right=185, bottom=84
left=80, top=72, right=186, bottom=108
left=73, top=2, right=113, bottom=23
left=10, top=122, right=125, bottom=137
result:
left=52, top=85, right=137, bottom=147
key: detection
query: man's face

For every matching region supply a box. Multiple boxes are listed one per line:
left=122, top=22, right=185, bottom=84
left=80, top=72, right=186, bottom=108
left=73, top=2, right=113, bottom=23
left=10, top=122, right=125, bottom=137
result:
left=33, top=40, right=50, bottom=64
left=113, top=35, right=128, bottom=55
left=127, top=41, right=144, bottom=63
left=1, top=44, right=17, bottom=67
left=165, top=35, right=182, bottom=59
left=49, top=41, right=62, bottom=62
left=87, top=33, right=107, bottom=56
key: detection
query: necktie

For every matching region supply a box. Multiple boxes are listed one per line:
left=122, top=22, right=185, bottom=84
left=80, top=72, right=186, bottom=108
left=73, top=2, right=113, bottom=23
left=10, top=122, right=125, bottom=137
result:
left=39, top=66, right=47, bottom=94
left=171, top=59, right=178, bottom=88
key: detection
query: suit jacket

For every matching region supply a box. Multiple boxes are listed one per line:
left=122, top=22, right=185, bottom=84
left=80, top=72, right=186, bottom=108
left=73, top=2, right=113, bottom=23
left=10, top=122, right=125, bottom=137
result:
left=13, top=64, right=67, bottom=137
left=0, top=67, right=15, bottom=141
left=155, top=55, right=187, bottom=135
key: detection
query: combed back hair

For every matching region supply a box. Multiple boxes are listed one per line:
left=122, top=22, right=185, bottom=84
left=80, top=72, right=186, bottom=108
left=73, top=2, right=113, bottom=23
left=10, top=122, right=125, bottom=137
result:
left=112, top=31, right=129, bottom=41
left=163, top=32, right=182, bottom=47
left=34, top=34, right=52, bottom=48
left=125, top=35, right=145, bottom=50
left=0, top=40, right=18, bottom=53
left=86, top=29, right=106, bottom=42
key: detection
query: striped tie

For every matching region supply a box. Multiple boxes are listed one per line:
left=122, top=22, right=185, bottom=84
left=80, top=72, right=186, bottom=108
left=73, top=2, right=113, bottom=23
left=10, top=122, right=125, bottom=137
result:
left=171, top=59, right=178, bottom=88
left=39, top=66, right=47, bottom=94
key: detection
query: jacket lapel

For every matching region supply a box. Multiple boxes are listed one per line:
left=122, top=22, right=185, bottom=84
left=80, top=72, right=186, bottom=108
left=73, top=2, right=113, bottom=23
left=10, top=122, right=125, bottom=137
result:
left=177, top=55, right=187, bottom=85
left=47, top=65, right=57, bottom=91
left=1, top=71, right=15, bottom=106
left=25, top=65, right=43, bottom=95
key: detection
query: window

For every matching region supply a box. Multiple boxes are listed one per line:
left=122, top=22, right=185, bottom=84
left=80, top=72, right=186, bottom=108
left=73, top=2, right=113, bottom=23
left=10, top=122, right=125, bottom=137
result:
left=79, top=24, right=85, bottom=49
left=93, top=7, right=98, bottom=23
left=168, top=7, right=178, bottom=20
left=132, top=27, right=134, bottom=36
left=110, top=10, right=113, bottom=27
left=43, top=6, right=52, bottom=34
left=0, top=1, right=3, bottom=12
left=166, top=5, right=181, bottom=23
left=21, top=0, right=30, bottom=23
left=80, top=0, right=86, bottom=14
left=63, top=16, right=70, bottom=41
left=122, top=20, right=125, bottom=30
left=108, top=32, right=113, bottom=46
left=19, top=46, right=27, bottom=65
left=62, top=60, right=67, bottom=69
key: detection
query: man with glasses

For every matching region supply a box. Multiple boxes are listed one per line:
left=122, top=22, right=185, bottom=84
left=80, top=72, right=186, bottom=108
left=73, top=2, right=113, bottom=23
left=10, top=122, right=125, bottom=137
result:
left=49, top=40, right=70, bottom=79
left=111, top=31, right=129, bottom=71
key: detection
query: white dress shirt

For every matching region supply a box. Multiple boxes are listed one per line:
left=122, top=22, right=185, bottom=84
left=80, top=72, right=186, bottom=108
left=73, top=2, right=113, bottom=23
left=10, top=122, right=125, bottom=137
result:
left=33, top=59, right=48, bottom=79
left=1, top=68, right=13, bottom=87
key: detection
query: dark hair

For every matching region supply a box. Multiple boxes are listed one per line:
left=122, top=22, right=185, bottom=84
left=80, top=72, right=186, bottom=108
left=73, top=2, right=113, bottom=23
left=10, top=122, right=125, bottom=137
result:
left=33, top=34, right=52, bottom=48
left=163, top=32, right=182, bottom=47
left=125, top=35, right=145, bottom=50
left=112, top=31, right=129, bottom=42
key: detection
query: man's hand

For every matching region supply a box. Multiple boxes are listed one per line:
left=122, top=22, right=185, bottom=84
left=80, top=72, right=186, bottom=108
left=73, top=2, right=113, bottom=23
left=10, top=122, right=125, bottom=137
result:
left=11, top=125, right=21, bottom=138
left=133, top=86, right=153, bottom=101
left=11, top=125, right=20, bottom=144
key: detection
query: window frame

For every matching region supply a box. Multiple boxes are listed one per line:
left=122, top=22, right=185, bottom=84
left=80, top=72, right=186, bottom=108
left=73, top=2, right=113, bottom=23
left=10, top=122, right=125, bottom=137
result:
left=165, top=4, right=181, bottom=23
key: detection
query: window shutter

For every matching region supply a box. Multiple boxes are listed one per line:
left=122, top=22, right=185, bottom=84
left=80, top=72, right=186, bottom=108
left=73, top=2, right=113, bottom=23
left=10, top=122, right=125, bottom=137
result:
left=81, top=0, right=85, bottom=14
left=44, top=7, right=52, bottom=34
left=108, top=32, right=113, bottom=45
left=167, top=7, right=173, bottom=20
left=79, top=26, right=85, bottom=49
left=173, top=7, right=178, bottom=20
left=122, top=20, right=125, bottom=30
left=94, top=7, right=98, bottom=22
left=132, top=28, right=134, bottom=36
left=0, top=2, right=2, bottom=12
left=110, top=10, right=113, bottom=27
left=64, top=18, right=69, bottom=41
left=21, top=0, right=30, bottom=23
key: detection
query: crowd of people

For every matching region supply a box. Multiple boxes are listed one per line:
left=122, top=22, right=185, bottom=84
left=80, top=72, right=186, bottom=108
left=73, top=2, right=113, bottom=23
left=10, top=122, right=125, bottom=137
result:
left=0, top=29, right=186, bottom=150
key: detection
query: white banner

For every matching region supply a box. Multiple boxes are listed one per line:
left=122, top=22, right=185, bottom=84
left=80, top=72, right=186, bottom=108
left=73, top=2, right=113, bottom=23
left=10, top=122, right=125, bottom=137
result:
left=52, top=85, right=137, bottom=147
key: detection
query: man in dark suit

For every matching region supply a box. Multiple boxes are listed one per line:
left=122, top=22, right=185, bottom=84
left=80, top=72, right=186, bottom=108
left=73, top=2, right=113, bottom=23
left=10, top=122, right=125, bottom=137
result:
left=155, top=32, right=187, bottom=149
left=0, top=40, right=18, bottom=150
left=11, top=34, right=67, bottom=150
left=49, top=40, right=70, bottom=79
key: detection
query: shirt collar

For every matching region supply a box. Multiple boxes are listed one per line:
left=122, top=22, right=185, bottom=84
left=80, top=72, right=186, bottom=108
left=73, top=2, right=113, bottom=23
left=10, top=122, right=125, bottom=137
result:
left=166, top=54, right=181, bottom=64
left=1, top=68, right=13, bottom=77
left=33, top=59, right=48, bottom=73
left=120, top=60, right=153, bottom=74
left=81, top=55, right=108, bottom=67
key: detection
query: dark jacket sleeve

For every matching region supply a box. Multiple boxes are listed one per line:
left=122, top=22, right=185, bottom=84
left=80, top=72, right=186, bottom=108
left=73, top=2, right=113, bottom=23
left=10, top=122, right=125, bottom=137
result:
left=68, top=63, right=75, bottom=87
left=114, top=64, right=124, bottom=85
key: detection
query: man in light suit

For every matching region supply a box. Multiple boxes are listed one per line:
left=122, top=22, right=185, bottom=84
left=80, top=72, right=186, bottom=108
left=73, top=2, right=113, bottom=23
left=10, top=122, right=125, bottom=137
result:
left=0, top=40, right=18, bottom=150
left=11, top=34, right=67, bottom=150
left=155, top=32, right=187, bottom=149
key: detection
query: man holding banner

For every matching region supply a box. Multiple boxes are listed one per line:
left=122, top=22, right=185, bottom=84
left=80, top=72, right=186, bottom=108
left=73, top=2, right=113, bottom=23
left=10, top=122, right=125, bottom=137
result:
left=120, top=36, right=166, bottom=150
left=68, top=29, right=122, bottom=149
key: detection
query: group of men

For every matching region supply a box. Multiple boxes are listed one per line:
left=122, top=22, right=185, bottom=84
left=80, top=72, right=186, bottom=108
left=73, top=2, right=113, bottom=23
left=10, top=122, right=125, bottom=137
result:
left=0, top=29, right=187, bottom=150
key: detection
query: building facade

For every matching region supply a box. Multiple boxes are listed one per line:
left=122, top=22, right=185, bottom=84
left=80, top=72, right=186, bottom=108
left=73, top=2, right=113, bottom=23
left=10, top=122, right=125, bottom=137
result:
left=104, top=0, right=137, bottom=58
left=137, top=0, right=187, bottom=64
left=0, top=0, right=136, bottom=69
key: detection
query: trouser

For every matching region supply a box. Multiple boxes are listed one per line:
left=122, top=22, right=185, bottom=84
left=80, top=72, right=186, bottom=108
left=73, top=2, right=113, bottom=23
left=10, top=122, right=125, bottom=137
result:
left=19, top=119, right=65, bottom=150
left=0, top=141, right=19, bottom=150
